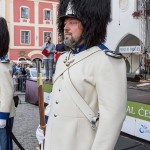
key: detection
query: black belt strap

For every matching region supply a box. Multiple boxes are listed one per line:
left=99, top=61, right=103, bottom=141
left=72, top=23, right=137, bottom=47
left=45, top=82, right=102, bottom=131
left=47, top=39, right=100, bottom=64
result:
left=6, top=124, right=25, bottom=150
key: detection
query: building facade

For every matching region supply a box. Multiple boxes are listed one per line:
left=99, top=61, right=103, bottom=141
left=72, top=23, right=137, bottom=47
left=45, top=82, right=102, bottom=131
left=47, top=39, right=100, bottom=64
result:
left=0, top=0, right=5, bottom=17
left=6, top=0, right=58, bottom=62
left=106, top=0, right=150, bottom=75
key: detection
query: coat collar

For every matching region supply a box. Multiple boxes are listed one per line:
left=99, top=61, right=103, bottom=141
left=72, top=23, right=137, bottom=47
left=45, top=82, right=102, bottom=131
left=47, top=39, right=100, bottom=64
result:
left=72, top=45, right=86, bottom=54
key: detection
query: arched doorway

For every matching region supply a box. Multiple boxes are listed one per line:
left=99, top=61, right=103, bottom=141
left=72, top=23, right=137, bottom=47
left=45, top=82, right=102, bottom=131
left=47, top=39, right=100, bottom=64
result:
left=32, top=58, right=43, bottom=68
left=125, top=59, right=130, bottom=73
left=19, top=58, right=26, bottom=61
left=116, top=34, right=141, bottom=73
left=26, top=58, right=31, bottom=61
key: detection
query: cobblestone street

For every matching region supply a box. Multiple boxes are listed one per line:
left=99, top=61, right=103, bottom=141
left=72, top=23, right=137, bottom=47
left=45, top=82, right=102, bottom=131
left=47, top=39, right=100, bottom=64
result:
left=13, top=93, right=39, bottom=150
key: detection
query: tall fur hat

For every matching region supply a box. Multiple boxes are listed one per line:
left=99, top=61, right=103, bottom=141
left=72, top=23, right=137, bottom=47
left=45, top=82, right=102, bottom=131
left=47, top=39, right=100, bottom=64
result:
left=58, top=0, right=111, bottom=48
left=0, top=17, right=10, bottom=57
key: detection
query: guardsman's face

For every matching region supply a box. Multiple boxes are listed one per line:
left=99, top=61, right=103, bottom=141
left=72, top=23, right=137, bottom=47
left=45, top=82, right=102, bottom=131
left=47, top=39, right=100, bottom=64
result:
left=64, top=18, right=83, bottom=46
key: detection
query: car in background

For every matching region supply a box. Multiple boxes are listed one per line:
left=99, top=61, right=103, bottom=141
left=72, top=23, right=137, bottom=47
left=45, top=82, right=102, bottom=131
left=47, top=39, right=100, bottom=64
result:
left=26, top=68, right=46, bottom=80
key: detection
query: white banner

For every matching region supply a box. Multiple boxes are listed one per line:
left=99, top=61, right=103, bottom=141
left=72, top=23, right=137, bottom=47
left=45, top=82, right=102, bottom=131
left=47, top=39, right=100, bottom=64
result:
left=135, top=119, right=150, bottom=141
left=122, top=116, right=150, bottom=141
left=44, top=92, right=50, bottom=104
left=121, top=116, right=136, bottom=136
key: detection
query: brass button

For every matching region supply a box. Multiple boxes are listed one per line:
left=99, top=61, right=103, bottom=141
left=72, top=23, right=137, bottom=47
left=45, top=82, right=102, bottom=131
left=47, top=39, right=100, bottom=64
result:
left=54, top=114, right=57, bottom=117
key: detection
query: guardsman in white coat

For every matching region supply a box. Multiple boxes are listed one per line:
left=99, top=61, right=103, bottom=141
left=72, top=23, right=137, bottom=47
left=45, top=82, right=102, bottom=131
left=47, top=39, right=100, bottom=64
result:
left=0, top=17, right=15, bottom=150
left=36, top=0, right=127, bottom=149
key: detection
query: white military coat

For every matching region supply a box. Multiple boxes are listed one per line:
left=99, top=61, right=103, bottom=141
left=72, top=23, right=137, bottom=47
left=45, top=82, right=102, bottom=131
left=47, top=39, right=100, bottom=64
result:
left=45, top=46, right=127, bottom=150
left=0, top=62, right=15, bottom=120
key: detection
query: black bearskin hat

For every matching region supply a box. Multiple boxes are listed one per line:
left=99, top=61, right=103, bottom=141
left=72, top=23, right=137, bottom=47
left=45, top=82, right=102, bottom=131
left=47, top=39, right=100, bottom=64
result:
left=58, top=0, right=111, bottom=48
left=0, top=17, right=10, bottom=57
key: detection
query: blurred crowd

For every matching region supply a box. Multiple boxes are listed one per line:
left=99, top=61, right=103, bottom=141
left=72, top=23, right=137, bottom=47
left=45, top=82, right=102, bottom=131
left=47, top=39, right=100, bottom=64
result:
left=11, top=62, right=29, bottom=92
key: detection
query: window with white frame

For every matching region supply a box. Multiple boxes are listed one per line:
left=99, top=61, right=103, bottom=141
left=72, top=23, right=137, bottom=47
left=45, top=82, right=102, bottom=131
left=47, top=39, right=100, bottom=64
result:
left=44, top=9, right=51, bottom=20
left=21, top=31, right=30, bottom=44
left=21, top=7, right=29, bottom=19
left=44, top=32, right=52, bottom=42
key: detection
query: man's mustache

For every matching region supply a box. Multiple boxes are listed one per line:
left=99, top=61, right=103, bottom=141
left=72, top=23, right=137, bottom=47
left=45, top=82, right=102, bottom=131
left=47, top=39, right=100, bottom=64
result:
left=64, top=32, right=72, bottom=36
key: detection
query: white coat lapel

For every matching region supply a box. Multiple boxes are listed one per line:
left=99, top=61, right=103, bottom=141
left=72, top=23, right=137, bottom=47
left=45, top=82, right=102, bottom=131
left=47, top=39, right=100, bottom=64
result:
left=53, top=46, right=100, bottom=83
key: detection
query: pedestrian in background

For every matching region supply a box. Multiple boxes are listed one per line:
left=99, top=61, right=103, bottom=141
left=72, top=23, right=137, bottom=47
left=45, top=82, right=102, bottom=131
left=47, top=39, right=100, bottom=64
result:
left=12, top=72, right=18, bottom=92
left=12, top=62, right=17, bottom=76
left=54, top=33, right=66, bottom=63
left=36, top=0, right=127, bottom=149
left=20, top=64, right=26, bottom=76
left=53, top=34, right=66, bottom=73
left=0, top=17, right=15, bottom=150
left=41, top=36, right=55, bottom=83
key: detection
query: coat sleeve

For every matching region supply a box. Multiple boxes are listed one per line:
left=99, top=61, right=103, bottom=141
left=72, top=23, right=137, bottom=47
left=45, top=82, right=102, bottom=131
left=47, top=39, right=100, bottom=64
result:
left=91, top=56, right=127, bottom=150
left=0, top=65, right=14, bottom=119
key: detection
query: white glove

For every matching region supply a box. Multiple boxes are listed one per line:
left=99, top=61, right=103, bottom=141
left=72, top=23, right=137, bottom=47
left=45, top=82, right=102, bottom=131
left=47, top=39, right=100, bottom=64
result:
left=0, top=119, right=6, bottom=128
left=36, top=125, right=45, bottom=145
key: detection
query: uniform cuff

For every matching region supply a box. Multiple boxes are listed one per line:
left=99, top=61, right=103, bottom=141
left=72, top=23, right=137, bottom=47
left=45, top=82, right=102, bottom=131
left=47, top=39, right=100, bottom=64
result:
left=0, top=112, right=10, bottom=119
left=45, top=115, right=49, bottom=124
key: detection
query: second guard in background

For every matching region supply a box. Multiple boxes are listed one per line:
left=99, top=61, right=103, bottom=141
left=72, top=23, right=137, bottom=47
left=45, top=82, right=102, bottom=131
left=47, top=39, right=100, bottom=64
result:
left=0, top=17, right=15, bottom=150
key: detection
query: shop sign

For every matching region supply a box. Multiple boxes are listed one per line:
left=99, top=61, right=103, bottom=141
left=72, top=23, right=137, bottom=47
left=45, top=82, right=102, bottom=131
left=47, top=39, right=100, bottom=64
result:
left=119, top=46, right=141, bottom=53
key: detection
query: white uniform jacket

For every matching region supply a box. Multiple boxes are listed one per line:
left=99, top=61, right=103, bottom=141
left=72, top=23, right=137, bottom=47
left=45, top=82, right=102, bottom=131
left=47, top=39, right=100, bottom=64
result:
left=0, top=62, right=15, bottom=119
left=45, top=46, right=127, bottom=150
